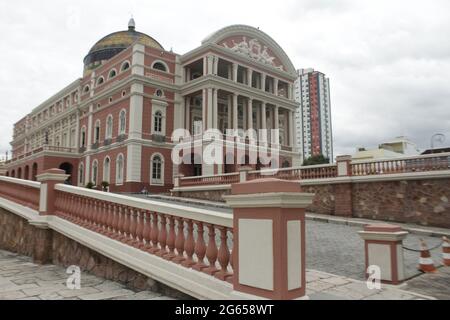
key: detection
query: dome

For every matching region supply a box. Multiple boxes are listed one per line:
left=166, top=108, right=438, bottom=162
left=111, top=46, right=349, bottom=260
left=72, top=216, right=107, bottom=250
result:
left=83, top=19, right=164, bottom=75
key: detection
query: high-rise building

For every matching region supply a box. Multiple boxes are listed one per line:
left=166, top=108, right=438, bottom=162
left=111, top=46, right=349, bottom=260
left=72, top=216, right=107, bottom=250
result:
left=294, top=68, right=333, bottom=163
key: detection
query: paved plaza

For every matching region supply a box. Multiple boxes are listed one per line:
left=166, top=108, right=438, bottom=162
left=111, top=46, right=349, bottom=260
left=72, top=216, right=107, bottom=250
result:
left=0, top=250, right=171, bottom=300
left=0, top=249, right=436, bottom=300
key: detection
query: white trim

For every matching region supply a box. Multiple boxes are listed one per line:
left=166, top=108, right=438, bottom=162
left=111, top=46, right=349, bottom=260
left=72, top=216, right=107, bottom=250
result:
left=108, top=68, right=117, bottom=79
left=78, top=162, right=85, bottom=186
left=105, top=114, right=113, bottom=139
left=103, top=156, right=111, bottom=183
left=120, top=60, right=131, bottom=72
left=171, top=184, right=232, bottom=192
left=0, top=176, right=41, bottom=189
left=115, top=153, right=125, bottom=185
left=151, top=60, right=169, bottom=73
left=91, top=159, right=99, bottom=186
left=0, top=196, right=39, bottom=221
left=118, top=109, right=127, bottom=135
left=357, top=231, right=409, bottom=242
left=94, top=119, right=101, bottom=143
left=224, top=192, right=314, bottom=209
left=150, top=153, right=165, bottom=186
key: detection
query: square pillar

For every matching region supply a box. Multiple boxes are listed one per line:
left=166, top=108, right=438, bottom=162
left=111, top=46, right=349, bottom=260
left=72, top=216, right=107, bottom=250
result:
left=336, top=155, right=352, bottom=176
left=358, top=224, right=408, bottom=285
left=233, top=94, right=238, bottom=131
left=36, top=168, right=69, bottom=216
left=224, top=178, right=314, bottom=300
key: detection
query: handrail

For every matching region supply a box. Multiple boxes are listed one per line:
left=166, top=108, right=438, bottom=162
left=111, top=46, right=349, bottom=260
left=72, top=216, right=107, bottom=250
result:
left=0, top=176, right=41, bottom=188
left=55, top=184, right=232, bottom=228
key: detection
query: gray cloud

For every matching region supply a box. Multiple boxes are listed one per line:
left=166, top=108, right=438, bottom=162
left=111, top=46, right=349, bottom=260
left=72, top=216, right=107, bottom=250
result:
left=0, top=0, right=449, bottom=160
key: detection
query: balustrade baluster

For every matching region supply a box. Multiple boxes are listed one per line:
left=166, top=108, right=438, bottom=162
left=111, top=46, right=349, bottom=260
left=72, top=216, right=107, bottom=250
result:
left=156, top=215, right=168, bottom=257
left=115, top=205, right=125, bottom=240
left=215, top=226, right=231, bottom=280
left=136, top=210, right=145, bottom=249
left=203, top=224, right=219, bottom=275
left=121, top=207, right=130, bottom=243
left=227, top=228, right=234, bottom=283
left=143, top=211, right=152, bottom=251
left=181, top=219, right=195, bottom=267
left=163, top=215, right=176, bottom=260
left=149, top=212, right=160, bottom=254
left=128, top=208, right=138, bottom=246
left=172, top=217, right=185, bottom=263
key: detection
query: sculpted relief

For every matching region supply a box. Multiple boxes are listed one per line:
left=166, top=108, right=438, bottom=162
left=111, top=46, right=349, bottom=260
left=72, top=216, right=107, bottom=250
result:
left=222, top=37, right=284, bottom=71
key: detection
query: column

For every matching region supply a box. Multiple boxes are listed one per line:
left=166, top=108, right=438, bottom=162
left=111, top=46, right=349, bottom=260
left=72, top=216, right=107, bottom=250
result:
left=86, top=104, right=94, bottom=151
left=36, top=168, right=69, bottom=216
left=207, top=55, right=214, bottom=75
left=233, top=94, right=238, bottom=131
left=202, top=89, right=207, bottom=131
left=232, top=63, right=238, bottom=82
left=261, top=73, right=266, bottom=91
left=207, top=87, right=213, bottom=129
left=129, top=83, right=144, bottom=140
left=203, top=56, right=208, bottom=76
left=274, top=78, right=279, bottom=96
left=358, top=224, right=408, bottom=285
left=227, top=95, right=232, bottom=132
left=289, top=110, right=295, bottom=147
left=274, top=105, right=279, bottom=130
left=224, top=178, right=314, bottom=299
left=261, top=103, right=267, bottom=130
left=185, top=96, right=191, bottom=131
left=247, top=68, right=253, bottom=87
left=247, top=98, right=253, bottom=130
left=213, top=56, right=219, bottom=75
left=212, top=88, right=218, bottom=129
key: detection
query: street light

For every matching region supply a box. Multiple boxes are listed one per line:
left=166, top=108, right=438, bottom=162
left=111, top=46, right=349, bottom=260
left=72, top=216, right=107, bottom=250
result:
left=431, top=133, right=445, bottom=149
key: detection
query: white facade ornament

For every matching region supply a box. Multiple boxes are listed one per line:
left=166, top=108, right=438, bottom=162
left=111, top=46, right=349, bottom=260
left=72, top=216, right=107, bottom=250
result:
left=222, top=37, right=284, bottom=71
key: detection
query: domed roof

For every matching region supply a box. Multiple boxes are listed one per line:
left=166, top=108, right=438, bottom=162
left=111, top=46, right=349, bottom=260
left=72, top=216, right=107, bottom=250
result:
left=83, top=19, right=164, bottom=75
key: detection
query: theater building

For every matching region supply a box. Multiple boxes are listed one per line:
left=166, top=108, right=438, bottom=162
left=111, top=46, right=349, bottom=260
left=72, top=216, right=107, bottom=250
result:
left=4, top=20, right=300, bottom=193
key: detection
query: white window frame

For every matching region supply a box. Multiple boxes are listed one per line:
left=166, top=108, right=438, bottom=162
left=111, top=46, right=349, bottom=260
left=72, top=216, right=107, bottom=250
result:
left=92, top=160, right=98, bottom=186
left=116, top=153, right=125, bottom=185
left=120, top=60, right=131, bottom=72
left=150, top=153, right=164, bottom=186
left=80, top=126, right=87, bottom=147
left=94, top=120, right=101, bottom=143
left=78, top=163, right=84, bottom=186
left=118, top=109, right=126, bottom=135
left=96, top=76, right=105, bottom=86
left=151, top=100, right=167, bottom=135
left=151, top=60, right=169, bottom=73
left=103, top=156, right=111, bottom=183
left=105, top=114, right=113, bottom=139
left=108, top=68, right=117, bottom=79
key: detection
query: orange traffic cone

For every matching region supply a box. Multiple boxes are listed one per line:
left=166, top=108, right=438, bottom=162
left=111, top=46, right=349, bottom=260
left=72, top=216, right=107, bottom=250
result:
left=418, top=239, right=437, bottom=273
left=443, top=236, right=450, bottom=267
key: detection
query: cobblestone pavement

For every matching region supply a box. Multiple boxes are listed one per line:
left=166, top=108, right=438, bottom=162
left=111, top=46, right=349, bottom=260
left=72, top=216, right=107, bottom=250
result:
left=400, top=267, right=450, bottom=300
left=306, top=270, right=434, bottom=300
left=306, top=220, right=443, bottom=280
left=0, top=250, right=172, bottom=300
left=0, top=248, right=437, bottom=300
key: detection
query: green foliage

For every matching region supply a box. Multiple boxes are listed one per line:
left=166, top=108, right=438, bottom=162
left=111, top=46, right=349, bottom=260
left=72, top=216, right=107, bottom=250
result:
left=303, top=154, right=330, bottom=166
left=101, top=181, right=110, bottom=191
left=85, top=182, right=95, bottom=189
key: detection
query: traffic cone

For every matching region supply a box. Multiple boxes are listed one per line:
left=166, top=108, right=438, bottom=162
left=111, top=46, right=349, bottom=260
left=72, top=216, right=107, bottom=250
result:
left=418, top=239, right=437, bottom=273
left=443, top=236, right=450, bottom=267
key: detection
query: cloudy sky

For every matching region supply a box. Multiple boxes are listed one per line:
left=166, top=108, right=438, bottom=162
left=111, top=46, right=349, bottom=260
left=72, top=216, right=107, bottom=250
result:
left=0, top=0, right=449, bottom=158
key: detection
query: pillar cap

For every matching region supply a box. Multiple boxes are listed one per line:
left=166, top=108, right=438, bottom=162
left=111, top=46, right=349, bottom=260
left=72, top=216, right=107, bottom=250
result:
left=336, top=155, right=352, bottom=162
left=238, top=166, right=253, bottom=173
left=364, top=223, right=403, bottom=233
left=224, top=178, right=314, bottom=209
left=231, top=178, right=302, bottom=195
left=36, top=168, right=69, bottom=182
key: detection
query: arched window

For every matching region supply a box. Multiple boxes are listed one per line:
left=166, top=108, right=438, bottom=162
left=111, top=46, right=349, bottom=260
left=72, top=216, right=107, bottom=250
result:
left=121, top=61, right=130, bottom=72
left=94, top=120, right=101, bottom=143
left=150, top=154, right=164, bottom=185
left=119, top=110, right=126, bottom=135
left=116, top=154, right=124, bottom=185
left=97, top=77, right=104, bottom=86
left=83, top=85, right=90, bottom=93
left=152, top=61, right=167, bottom=72
left=154, top=111, right=162, bottom=133
left=106, top=115, right=113, bottom=139
left=11, top=170, right=15, bottom=177
left=80, top=127, right=86, bottom=147
left=108, top=69, right=117, bottom=79
left=92, top=160, right=98, bottom=186
left=78, top=163, right=84, bottom=186
left=103, top=157, right=111, bottom=183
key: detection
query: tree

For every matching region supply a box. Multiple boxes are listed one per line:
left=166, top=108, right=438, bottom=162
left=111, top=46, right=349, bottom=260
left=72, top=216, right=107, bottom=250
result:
left=303, top=154, right=330, bottom=166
